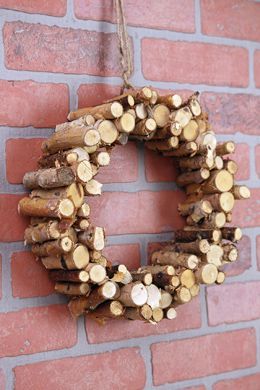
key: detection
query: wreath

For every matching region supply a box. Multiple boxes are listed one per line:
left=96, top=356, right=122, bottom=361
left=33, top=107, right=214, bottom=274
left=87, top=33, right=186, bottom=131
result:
left=18, top=86, right=250, bottom=323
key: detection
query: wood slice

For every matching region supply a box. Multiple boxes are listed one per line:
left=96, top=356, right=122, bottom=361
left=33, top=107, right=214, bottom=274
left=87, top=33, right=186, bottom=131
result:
left=165, top=306, right=177, bottom=320
left=146, top=284, right=161, bottom=309
left=202, top=170, right=234, bottom=193
left=195, top=264, right=218, bottom=284
left=86, top=263, right=107, bottom=283
left=179, top=120, right=199, bottom=142
left=159, top=290, right=173, bottom=309
left=114, top=112, right=135, bottom=133
left=96, top=119, right=119, bottom=145
left=84, top=179, right=102, bottom=196
left=63, top=244, right=90, bottom=269
left=171, top=107, right=192, bottom=127
left=152, top=104, right=170, bottom=128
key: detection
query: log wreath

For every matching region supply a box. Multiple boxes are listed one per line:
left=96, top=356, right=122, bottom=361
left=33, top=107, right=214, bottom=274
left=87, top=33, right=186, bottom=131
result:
left=18, top=88, right=250, bottom=323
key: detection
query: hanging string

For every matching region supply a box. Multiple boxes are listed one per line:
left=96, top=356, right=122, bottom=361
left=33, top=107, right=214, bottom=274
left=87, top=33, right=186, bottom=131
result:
left=114, top=0, right=134, bottom=92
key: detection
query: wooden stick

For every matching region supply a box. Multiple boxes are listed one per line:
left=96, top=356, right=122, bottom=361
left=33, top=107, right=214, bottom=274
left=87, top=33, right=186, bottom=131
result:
left=178, top=154, right=214, bottom=170
left=131, top=271, right=153, bottom=286
left=85, top=263, right=107, bottom=283
left=159, top=290, right=173, bottom=309
left=174, top=239, right=210, bottom=255
left=157, top=94, right=182, bottom=108
left=32, top=237, right=73, bottom=257
left=88, top=300, right=124, bottom=319
left=202, top=169, right=234, bottom=193
left=170, top=107, right=192, bottom=127
left=177, top=168, right=210, bottom=187
left=49, top=269, right=89, bottom=283
left=152, top=104, right=170, bottom=128
left=18, top=197, right=75, bottom=219
left=55, top=282, right=90, bottom=295
left=146, top=284, right=161, bottom=309
left=24, top=221, right=60, bottom=244
left=78, top=226, right=105, bottom=251
left=140, top=265, right=175, bottom=275
left=199, top=212, right=226, bottom=229
left=216, top=141, right=235, bottom=156
left=131, top=118, right=156, bottom=136
left=114, top=112, right=135, bottom=133
left=79, top=281, right=119, bottom=310
left=174, top=286, right=192, bottom=304
left=31, top=183, right=84, bottom=209
left=175, top=229, right=221, bottom=243
left=163, top=141, right=198, bottom=157
left=68, top=102, right=123, bottom=121
left=152, top=250, right=199, bottom=270
left=42, top=126, right=101, bottom=154
left=221, top=227, right=242, bottom=242
left=153, top=122, right=182, bottom=139
left=179, top=120, right=199, bottom=142
left=145, top=136, right=179, bottom=151
left=124, top=304, right=152, bottom=321
left=96, top=120, right=119, bottom=145
left=223, top=160, right=238, bottom=175
left=231, top=185, right=250, bottom=199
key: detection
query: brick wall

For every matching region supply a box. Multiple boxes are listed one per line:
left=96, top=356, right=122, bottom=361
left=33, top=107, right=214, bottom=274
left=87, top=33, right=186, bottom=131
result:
left=0, top=1, right=259, bottom=389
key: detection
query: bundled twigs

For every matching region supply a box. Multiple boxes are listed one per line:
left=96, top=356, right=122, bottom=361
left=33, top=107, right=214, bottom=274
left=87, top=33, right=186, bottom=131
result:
left=18, top=87, right=249, bottom=323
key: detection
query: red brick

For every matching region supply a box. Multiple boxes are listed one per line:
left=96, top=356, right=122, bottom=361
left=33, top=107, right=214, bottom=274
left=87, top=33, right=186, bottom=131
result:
left=0, top=0, right=66, bottom=16
left=0, top=255, right=2, bottom=299
left=142, top=39, right=248, bottom=87
left=86, top=298, right=201, bottom=343
left=256, top=144, right=260, bottom=178
left=232, top=189, right=260, bottom=228
left=201, top=0, right=260, bottom=41
left=11, top=251, right=54, bottom=298
left=78, top=83, right=121, bottom=108
left=103, top=244, right=141, bottom=270
left=145, top=150, right=178, bottom=182
left=0, top=305, right=76, bottom=357
left=207, top=281, right=260, bottom=326
left=257, top=236, right=260, bottom=271
left=201, top=92, right=260, bottom=135
left=14, top=347, right=146, bottom=390
left=230, top=143, right=250, bottom=181
left=152, top=328, right=256, bottom=385
left=6, top=138, right=44, bottom=184
left=0, top=80, right=68, bottom=128
left=214, top=373, right=260, bottom=390
left=95, top=143, right=138, bottom=183
left=0, top=194, right=29, bottom=242
left=0, top=370, right=5, bottom=390
left=223, top=235, right=251, bottom=277
left=185, top=387, right=205, bottom=390
left=87, top=190, right=185, bottom=235
left=74, top=0, right=195, bottom=33
left=4, top=22, right=121, bottom=76
left=254, top=51, right=260, bottom=88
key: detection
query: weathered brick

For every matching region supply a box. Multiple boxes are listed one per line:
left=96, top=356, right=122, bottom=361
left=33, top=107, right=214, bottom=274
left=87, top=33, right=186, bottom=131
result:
left=103, top=244, right=141, bottom=270
left=11, top=251, right=54, bottom=298
left=78, top=83, right=121, bottom=108
left=95, top=143, right=138, bottom=183
left=257, top=236, right=260, bottom=271
left=145, top=150, right=178, bottom=182
left=230, top=143, right=250, bottom=181
left=254, top=50, right=260, bottom=87
left=74, top=0, right=195, bottom=32
left=255, top=144, right=260, bottom=178
left=0, top=305, right=76, bottom=357
left=142, top=39, right=248, bottom=87
left=185, top=387, right=206, bottom=390
left=201, top=92, right=260, bottom=135
left=232, top=189, right=260, bottom=228
left=213, top=374, right=260, bottom=390
left=87, top=190, right=185, bottom=235
left=152, top=328, right=256, bottom=385
left=14, top=348, right=146, bottom=390
left=0, top=194, right=29, bottom=242
left=6, top=138, right=44, bottom=184
left=207, top=281, right=260, bottom=326
left=0, top=0, right=66, bottom=16
left=86, top=298, right=200, bottom=343
left=214, top=373, right=260, bottom=390
left=0, top=80, right=68, bottom=127
left=201, top=0, right=260, bottom=41
left=223, top=235, right=251, bottom=277
left=4, top=22, right=121, bottom=76
left=0, top=255, right=2, bottom=299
